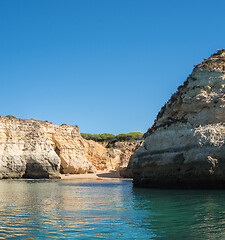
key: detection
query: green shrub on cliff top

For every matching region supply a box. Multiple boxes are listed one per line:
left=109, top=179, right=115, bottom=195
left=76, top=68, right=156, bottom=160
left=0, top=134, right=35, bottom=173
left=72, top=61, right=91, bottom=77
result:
left=81, top=132, right=143, bottom=142
left=116, top=132, right=143, bottom=141
left=5, top=115, right=16, bottom=119
left=81, top=133, right=116, bottom=141
left=99, top=133, right=116, bottom=141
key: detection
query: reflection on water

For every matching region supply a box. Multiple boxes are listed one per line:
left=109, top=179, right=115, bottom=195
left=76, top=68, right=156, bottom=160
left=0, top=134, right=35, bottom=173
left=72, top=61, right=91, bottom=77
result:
left=0, top=179, right=225, bottom=239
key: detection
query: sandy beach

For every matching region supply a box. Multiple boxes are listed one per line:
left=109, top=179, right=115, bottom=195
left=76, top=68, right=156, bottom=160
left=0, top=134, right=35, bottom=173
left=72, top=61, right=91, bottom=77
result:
left=60, top=170, right=132, bottom=181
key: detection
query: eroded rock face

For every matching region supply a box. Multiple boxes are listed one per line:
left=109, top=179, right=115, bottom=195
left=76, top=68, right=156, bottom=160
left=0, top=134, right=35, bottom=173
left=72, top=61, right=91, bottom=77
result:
left=0, top=118, right=96, bottom=179
left=117, top=142, right=143, bottom=178
left=0, top=117, right=140, bottom=179
left=84, top=140, right=141, bottom=171
left=41, top=123, right=96, bottom=174
left=132, top=49, right=225, bottom=188
left=0, top=118, right=61, bottom=179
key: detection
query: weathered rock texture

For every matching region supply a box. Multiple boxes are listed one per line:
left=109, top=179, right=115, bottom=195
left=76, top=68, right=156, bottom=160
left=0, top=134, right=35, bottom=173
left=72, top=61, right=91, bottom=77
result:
left=0, top=117, right=95, bottom=179
left=0, top=117, right=61, bottom=179
left=118, top=142, right=143, bottom=178
left=41, top=123, right=96, bottom=174
left=84, top=140, right=141, bottom=171
left=0, top=117, right=140, bottom=179
left=132, top=49, right=225, bottom=188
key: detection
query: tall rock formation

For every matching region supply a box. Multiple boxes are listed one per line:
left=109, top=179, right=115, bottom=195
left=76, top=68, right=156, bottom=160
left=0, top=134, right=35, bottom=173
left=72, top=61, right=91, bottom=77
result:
left=41, top=123, right=96, bottom=174
left=0, top=117, right=61, bottom=179
left=0, top=117, right=95, bottom=179
left=132, top=49, right=225, bottom=188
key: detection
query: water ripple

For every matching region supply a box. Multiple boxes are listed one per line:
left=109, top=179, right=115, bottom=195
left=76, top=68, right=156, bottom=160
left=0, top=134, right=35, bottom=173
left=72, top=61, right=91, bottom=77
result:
left=1, top=180, right=225, bottom=239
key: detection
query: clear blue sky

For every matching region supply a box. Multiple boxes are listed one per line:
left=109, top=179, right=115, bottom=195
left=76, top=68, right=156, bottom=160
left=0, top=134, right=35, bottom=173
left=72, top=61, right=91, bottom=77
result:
left=1, top=0, right=225, bottom=134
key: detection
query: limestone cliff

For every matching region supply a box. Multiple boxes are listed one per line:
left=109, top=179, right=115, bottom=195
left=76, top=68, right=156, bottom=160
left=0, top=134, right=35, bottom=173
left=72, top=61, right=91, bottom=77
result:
left=0, top=117, right=140, bottom=179
left=40, top=122, right=96, bottom=174
left=0, top=117, right=61, bottom=179
left=132, top=49, right=225, bottom=188
left=0, top=117, right=95, bottom=179
left=84, top=140, right=141, bottom=171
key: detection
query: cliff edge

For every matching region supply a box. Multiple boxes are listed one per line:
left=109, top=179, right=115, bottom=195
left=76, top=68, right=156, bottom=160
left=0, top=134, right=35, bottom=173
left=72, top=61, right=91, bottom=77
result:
left=0, top=117, right=140, bottom=179
left=132, top=49, right=225, bottom=188
left=0, top=117, right=96, bottom=179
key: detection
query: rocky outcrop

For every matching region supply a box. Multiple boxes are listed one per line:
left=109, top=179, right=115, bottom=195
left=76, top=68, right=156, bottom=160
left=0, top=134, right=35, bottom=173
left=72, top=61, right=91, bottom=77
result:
left=0, top=117, right=96, bottom=179
left=84, top=140, right=141, bottom=171
left=117, top=142, right=143, bottom=178
left=0, top=116, right=140, bottom=179
left=132, top=49, right=225, bottom=188
left=119, top=155, right=135, bottom=178
left=41, top=123, right=96, bottom=174
left=0, top=117, right=61, bottom=179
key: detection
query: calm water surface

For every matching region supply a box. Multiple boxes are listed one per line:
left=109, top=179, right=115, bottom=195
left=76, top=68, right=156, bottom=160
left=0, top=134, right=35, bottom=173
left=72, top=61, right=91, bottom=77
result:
left=0, top=179, right=225, bottom=239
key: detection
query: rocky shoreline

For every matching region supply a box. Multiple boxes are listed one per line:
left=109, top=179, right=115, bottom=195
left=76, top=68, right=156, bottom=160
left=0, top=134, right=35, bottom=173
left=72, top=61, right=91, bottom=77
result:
left=0, top=116, right=140, bottom=179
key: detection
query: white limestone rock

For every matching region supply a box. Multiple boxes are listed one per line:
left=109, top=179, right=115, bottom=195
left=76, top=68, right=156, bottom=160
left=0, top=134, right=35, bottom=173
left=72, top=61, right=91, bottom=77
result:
left=132, top=49, right=225, bottom=188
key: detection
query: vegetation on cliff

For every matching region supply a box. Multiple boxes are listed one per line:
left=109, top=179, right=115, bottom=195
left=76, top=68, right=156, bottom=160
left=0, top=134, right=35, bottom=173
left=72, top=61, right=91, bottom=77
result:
left=81, top=132, right=143, bottom=143
left=5, top=115, right=16, bottom=119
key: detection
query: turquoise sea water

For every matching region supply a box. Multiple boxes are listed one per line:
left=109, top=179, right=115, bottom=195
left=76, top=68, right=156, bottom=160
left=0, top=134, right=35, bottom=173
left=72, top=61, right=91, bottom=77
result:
left=0, top=179, right=225, bottom=239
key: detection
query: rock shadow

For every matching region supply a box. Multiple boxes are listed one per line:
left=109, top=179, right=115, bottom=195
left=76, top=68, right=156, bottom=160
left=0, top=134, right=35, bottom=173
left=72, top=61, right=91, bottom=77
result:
left=97, top=170, right=121, bottom=178
left=22, top=162, right=50, bottom=179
